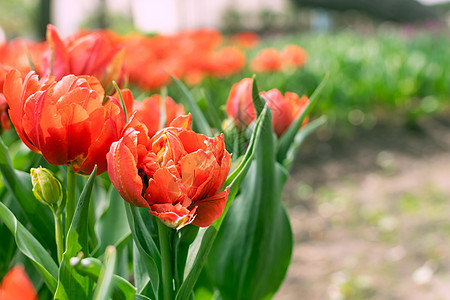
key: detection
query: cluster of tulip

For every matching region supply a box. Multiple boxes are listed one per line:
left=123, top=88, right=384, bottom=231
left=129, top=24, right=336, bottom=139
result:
left=0, top=24, right=321, bottom=300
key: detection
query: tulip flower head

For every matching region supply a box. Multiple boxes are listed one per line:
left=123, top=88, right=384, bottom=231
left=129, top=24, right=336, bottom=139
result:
left=260, top=89, right=310, bottom=137
left=42, top=25, right=124, bottom=89
left=3, top=70, right=130, bottom=175
left=281, top=45, right=307, bottom=69
left=107, top=114, right=231, bottom=229
left=226, top=78, right=309, bottom=137
left=250, top=48, right=282, bottom=72
left=0, top=266, right=37, bottom=300
left=132, top=94, right=185, bottom=138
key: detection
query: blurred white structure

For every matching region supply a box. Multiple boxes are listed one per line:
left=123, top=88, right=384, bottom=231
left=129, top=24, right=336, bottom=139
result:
left=52, top=0, right=288, bottom=36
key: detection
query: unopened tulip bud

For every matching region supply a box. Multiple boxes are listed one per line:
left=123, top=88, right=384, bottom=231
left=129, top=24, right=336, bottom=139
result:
left=30, top=167, right=61, bottom=206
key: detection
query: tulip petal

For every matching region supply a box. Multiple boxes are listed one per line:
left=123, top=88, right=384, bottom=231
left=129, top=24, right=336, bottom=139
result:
left=107, top=134, right=149, bottom=208
left=146, top=167, right=186, bottom=205
left=149, top=203, right=196, bottom=229
left=0, top=266, right=37, bottom=300
left=190, top=187, right=229, bottom=227
left=168, top=114, right=192, bottom=130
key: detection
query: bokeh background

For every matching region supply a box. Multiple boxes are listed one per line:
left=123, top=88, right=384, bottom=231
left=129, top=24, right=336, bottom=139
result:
left=1, top=0, right=450, bottom=299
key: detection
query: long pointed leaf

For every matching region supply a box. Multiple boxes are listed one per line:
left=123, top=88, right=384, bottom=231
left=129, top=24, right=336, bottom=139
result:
left=125, top=203, right=160, bottom=298
left=0, top=202, right=58, bottom=292
left=0, top=138, right=54, bottom=249
left=176, top=106, right=269, bottom=300
left=277, top=74, right=328, bottom=163
left=284, top=116, right=327, bottom=171
left=208, top=99, right=293, bottom=299
left=169, top=75, right=212, bottom=136
left=71, top=256, right=136, bottom=300
left=93, top=246, right=117, bottom=300
left=251, top=77, right=265, bottom=117
left=55, top=166, right=97, bottom=300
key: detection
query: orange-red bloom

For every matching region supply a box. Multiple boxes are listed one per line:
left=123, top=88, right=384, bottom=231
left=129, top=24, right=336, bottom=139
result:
left=250, top=48, right=282, bottom=72
left=4, top=70, right=130, bottom=175
left=132, top=94, right=185, bottom=138
left=226, top=78, right=309, bottom=137
left=107, top=115, right=231, bottom=229
left=281, top=45, right=307, bottom=68
left=225, top=78, right=255, bottom=128
left=230, top=31, right=259, bottom=49
left=260, top=89, right=310, bottom=137
left=0, top=266, right=37, bottom=300
left=42, top=25, right=124, bottom=89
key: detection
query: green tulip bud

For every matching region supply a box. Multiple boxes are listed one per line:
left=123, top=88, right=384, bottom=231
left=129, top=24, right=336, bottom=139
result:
left=30, top=167, right=62, bottom=206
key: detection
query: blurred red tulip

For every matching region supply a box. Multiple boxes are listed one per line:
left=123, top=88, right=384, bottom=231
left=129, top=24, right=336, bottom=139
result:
left=0, top=266, right=37, bottom=300
left=133, top=94, right=185, bottom=138
left=225, top=78, right=255, bottom=128
left=107, top=114, right=231, bottom=229
left=230, top=31, right=259, bottom=49
left=260, top=89, right=310, bottom=137
left=42, top=25, right=124, bottom=89
left=209, top=46, right=245, bottom=78
left=0, top=39, right=46, bottom=76
left=4, top=69, right=131, bottom=175
left=281, top=45, right=307, bottom=68
left=226, top=78, right=309, bottom=137
left=250, top=48, right=282, bottom=72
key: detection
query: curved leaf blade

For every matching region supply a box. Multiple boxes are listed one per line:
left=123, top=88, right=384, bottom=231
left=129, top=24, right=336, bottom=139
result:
left=0, top=201, right=58, bottom=292
left=55, top=166, right=97, bottom=300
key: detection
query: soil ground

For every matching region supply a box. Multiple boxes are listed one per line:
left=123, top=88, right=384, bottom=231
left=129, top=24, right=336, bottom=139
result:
left=275, top=117, right=450, bottom=300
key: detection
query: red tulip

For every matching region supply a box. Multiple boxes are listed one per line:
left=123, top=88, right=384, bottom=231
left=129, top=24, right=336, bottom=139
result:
left=0, top=266, right=37, bottom=300
left=107, top=114, right=231, bottom=229
left=260, top=89, right=309, bottom=137
left=208, top=46, right=245, bottom=78
left=3, top=69, right=131, bottom=175
left=42, top=25, right=124, bottom=88
left=133, top=94, right=185, bottom=138
left=230, top=31, right=259, bottom=49
left=226, top=78, right=309, bottom=137
left=250, top=48, right=282, bottom=72
left=281, top=45, right=307, bottom=68
left=225, top=78, right=255, bottom=128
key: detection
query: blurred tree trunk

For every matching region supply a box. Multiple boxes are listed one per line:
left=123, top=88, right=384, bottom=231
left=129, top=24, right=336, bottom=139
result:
left=38, top=0, right=51, bottom=40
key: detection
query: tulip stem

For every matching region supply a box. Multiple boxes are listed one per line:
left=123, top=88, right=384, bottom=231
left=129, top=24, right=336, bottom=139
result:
left=65, top=167, right=77, bottom=235
left=53, top=211, right=64, bottom=264
left=157, top=219, right=174, bottom=300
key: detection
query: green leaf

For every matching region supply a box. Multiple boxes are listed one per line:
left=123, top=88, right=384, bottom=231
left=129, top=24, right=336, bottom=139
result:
left=71, top=256, right=136, bottom=300
left=175, top=106, right=270, bottom=299
left=214, top=105, right=268, bottom=229
left=170, top=75, right=212, bottom=136
left=93, top=246, right=117, bottom=300
left=0, top=138, right=55, bottom=250
left=201, top=90, right=223, bottom=131
left=277, top=74, right=328, bottom=163
left=173, top=225, right=199, bottom=290
left=283, top=116, right=327, bottom=171
left=207, top=102, right=293, bottom=300
left=125, top=203, right=160, bottom=298
left=132, top=243, right=150, bottom=295
left=175, top=227, right=217, bottom=300
left=0, top=201, right=58, bottom=293
left=251, top=77, right=265, bottom=117
left=94, top=187, right=131, bottom=256
left=55, top=166, right=97, bottom=300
